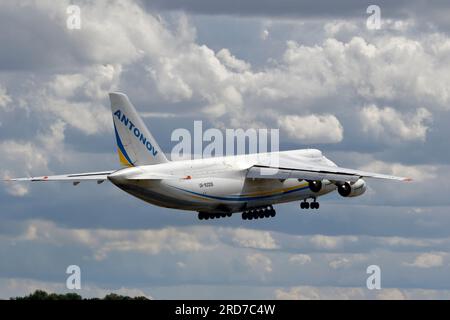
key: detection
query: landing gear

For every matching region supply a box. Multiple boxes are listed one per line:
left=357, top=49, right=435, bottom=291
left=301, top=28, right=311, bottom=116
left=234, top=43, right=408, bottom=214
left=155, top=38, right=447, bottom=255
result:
left=300, top=198, right=320, bottom=210
left=242, top=205, right=276, bottom=220
left=198, top=211, right=232, bottom=220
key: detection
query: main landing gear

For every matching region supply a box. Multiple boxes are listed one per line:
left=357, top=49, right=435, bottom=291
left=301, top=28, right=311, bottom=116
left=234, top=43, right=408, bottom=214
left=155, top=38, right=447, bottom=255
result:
left=300, top=197, right=320, bottom=210
left=198, top=211, right=232, bottom=220
left=198, top=205, right=277, bottom=221
left=242, top=205, right=276, bottom=220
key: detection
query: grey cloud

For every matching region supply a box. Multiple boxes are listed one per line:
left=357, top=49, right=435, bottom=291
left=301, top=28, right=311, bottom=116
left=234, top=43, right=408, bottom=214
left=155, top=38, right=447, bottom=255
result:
left=143, top=0, right=409, bottom=19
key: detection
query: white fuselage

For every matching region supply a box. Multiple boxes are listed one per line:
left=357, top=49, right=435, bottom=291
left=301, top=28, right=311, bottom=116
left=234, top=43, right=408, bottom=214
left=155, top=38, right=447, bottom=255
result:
left=108, top=149, right=338, bottom=213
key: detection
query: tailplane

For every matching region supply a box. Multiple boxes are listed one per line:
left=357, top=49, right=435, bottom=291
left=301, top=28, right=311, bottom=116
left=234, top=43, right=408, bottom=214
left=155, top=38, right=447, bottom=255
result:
left=109, top=92, right=168, bottom=167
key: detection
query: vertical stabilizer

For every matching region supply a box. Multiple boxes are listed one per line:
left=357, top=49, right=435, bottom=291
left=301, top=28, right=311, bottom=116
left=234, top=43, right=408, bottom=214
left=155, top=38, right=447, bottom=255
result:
left=109, top=92, right=168, bottom=167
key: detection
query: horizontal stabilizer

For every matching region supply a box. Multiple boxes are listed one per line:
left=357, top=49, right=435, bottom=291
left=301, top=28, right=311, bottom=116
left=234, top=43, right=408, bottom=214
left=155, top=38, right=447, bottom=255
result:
left=4, top=171, right=114, bottom=182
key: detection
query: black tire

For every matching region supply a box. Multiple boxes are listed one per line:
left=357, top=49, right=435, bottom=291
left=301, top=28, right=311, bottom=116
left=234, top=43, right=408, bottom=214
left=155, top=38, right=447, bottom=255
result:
left=270, top=210, right=276, bottom=217
left=264, top=211, right=271, bottom=218
left=316, top=202, right=320, bottom=209
left=227, top=212, right=232, bottom=217
left=300, top=202, right=305, bottom=209
left=304, top=202, right=310, bottom=209
left=242, top=212, right=248, bottom=220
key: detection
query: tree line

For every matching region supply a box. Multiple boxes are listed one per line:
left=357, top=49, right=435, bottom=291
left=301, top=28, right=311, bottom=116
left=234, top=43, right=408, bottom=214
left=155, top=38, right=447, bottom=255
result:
left=11, top=290, right=149, bottom=300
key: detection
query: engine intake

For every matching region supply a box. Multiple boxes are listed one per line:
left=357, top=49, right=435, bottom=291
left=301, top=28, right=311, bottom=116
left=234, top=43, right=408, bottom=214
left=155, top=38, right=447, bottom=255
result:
left=308, top=180, right=322, bottom=193
left=337, top=179, right=366, bottom=197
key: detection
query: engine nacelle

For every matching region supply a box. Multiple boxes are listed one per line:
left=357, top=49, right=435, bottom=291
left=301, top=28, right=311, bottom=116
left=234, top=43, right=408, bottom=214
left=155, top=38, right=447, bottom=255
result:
left=308, top=180, right=322, bottom=193
left=337, top=179, right=366, bottom=197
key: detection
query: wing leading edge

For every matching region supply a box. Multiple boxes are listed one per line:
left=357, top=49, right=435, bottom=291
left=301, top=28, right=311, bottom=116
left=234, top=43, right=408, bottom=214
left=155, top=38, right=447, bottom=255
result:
left=247, top=165, right=412, bottom=182
left=4, top=171, right=115, bottom=182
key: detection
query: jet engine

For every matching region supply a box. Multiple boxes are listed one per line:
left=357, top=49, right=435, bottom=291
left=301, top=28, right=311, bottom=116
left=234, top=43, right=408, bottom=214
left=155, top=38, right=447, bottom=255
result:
left=337, top=179, right=366, bottom=197
left=308, top=180, right=322, bottom=193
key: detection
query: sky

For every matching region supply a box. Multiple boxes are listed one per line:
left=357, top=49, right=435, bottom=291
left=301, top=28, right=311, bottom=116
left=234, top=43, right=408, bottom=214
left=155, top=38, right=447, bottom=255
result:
left=1, top=0, right=450, bottom=299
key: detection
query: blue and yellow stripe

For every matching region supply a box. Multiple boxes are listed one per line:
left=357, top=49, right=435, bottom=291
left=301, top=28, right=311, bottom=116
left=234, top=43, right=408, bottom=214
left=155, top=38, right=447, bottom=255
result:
left=114, top=124, right=134, bottom=167
left=168, top=183, right=310, bottom=202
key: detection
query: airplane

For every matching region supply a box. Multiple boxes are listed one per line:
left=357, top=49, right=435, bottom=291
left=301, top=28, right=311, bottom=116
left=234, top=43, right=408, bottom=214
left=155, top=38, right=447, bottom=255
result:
left=4, top=92, right=411, bottom=221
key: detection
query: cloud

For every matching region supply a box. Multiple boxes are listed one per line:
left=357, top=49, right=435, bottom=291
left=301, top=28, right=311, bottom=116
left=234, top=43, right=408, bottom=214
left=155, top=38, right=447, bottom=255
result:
left=329, top=257, right=351, bottom=269
left=359, top=160, right=437, bottom=182
left=274, top=286, right=367, bottom=300
left=309, top=235, right=358, bottom=250
left=144, top=0, right=415, bottom=20
left=230, top=228, right=279, bottom=249
left=260, top=29, right=270, bottom=40
left=275, top=286, right=450, bottom=300
left=0, top=119, right=68, bottom=196
left=245, top=253, right=273, bottom=276
left=279, top=114, right=344, bottom=144
left=376, top=289, right=406, bottom=300
left=216, top=49, right=251, bottom=72
left=274, top=285, right=450, bottom=300
left=289, top=254, right=312, bottom=265
left=405, top=252, right=445, bottom=268
left=360, top=105, right=432, bottom=143
left=324, top=20, right=358, bottom=38
left=10, top=220, right=217, bottom=260
left=0, top=85, right=12, bottom=109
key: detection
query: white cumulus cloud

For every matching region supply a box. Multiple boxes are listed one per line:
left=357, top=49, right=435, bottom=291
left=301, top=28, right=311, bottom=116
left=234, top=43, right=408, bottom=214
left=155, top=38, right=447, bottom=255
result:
left=278, top=114, right=344, bottom=144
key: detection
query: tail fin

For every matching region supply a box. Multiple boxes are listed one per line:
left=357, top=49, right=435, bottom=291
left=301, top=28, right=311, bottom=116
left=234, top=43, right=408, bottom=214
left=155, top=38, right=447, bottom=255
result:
left=109, top=92, right=168, bottom=167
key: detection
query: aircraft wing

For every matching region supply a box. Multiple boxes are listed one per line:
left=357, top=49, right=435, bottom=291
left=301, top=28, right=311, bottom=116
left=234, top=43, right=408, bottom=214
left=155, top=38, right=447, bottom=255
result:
left=4, top=171, right=115, bottom=182
left=122, top=173, right=186, bottom=180
left=246, top=164, right=411, bottom=183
